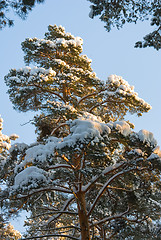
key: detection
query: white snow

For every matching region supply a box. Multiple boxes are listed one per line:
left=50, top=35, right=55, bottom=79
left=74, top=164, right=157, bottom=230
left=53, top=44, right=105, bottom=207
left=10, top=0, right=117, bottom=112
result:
left=138, top=129, right=157, bottom=146
left=14, top=114, right=134, bottom=173
left=28, top=36, right=83, bottom=50
left=14, top=166, right=47, bottom=187
left=113, top=121, right=131, bottom=136
left=107, top=75, right=152, bottom=110
left=9, top=143, right=28, bottom=153
left=128, top=149, right=144, bottom=156
left=147, top=146, right=161, bottom=160
left=15, top=66, right=56, bottom=83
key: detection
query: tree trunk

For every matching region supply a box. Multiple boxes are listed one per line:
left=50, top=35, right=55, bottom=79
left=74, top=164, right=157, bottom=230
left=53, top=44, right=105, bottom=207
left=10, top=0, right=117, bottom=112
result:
left=77, top=192, right=90, bottom=240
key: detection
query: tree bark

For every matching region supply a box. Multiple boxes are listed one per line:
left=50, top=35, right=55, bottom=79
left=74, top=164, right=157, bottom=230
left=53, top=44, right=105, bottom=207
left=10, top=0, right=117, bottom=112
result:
left=77, top=192, right=90, bottom=240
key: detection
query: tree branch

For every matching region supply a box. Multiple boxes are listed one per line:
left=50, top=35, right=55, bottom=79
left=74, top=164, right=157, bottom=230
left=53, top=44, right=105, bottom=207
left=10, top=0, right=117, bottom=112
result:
left=91, top=206, right=130, bottom=226
left=21, top=234, right=79, bottom=240
left=30, top=83, right=66, bottom=103
left=51, top=123, right=69, bottom=135
left=82, top=162, right=125, bottom=193
left=88, top=167, right=138, bottom=216
left=15, top=186, right=73, bottom=200
left=47, top=196, right=75, bottom=224
left=61, top=154, right=76, bottom=169
left=89, top=99, right=126, bottom=113
left=46, top=164, right=73, bottom=171
left=78, top=90, right=104, bottom=104
left=28, top=225, right=80, bottom=232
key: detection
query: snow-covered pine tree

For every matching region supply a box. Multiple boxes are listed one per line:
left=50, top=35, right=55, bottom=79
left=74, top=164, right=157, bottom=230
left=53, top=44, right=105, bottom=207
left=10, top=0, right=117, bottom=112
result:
left=0, top=117, right=20, bottom=240
left=1, top=25, right=161, bottom=239
left=0, top=116, right=19, bottom=181
left=0, top=221, right=22, bottom=240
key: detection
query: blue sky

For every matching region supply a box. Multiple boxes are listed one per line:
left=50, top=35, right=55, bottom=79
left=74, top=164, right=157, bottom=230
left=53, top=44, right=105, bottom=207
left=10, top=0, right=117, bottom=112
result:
left=1, top=0, right=161, bottom=233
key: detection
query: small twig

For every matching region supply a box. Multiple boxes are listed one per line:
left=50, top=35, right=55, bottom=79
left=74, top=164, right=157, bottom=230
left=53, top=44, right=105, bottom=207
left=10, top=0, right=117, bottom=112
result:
left=20, top=119, right=33, bottom=126
left=61, top=154, right=75, bottom=169
left=51, top=123, right=69, bottom=135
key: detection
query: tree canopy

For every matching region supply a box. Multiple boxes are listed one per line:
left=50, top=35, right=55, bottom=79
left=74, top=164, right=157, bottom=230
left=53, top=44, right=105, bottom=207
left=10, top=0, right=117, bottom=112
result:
left=88, top=0, right=161, bottom=50
left=0, top=0, right=45, bottom=30
left=1, top=25, right=161, bottom=239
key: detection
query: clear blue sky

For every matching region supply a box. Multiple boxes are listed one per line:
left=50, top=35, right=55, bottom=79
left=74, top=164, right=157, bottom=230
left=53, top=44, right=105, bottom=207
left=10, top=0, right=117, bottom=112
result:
left=0, top=0, right=161, bottom=232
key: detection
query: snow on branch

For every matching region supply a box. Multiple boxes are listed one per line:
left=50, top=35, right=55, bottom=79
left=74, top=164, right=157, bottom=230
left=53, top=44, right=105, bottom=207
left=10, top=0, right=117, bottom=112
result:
left=14, top=185, right=72, bottom=200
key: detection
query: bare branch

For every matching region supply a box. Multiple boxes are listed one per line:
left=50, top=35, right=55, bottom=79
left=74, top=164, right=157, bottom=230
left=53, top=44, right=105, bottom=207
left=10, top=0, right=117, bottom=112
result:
left=91, top=206, right=130, bottom=226
left=82, top=162, right=125, bottom=193
left=78, top=91, right=100, bottom=105
left=89, top=99, right=126, bottom=113
left=107, top=186, right=132, bottom=192
left=51, top=123, right=69, bottom=135
left=30, top=83, right=66, bottom=103
left=47, top=196, right=75, bottom=224
left=15, top=186, right=73, bottom=200
left=61, top=154, right=76, bottom=169
left=88, top=167, right=137, bottom=216
left=21, top=234, right=79, bottom=240
left=46, top=164, right=73, bottom=171
left=28, top=225, right=80, bottom=232
left=45, top=210, right=77, bottom=215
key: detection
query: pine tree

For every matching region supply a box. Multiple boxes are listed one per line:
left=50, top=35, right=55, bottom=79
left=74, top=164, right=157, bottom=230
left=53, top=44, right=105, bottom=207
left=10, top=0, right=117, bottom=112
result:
left=0, top=221, right=21, bottom=240
left=0, top=0, right=45, bottom=30
left=1, top=25, right=161, bottom=239
left=0, top=117, right=20, bottom=240
left=88, top=0, right=161, bottom=50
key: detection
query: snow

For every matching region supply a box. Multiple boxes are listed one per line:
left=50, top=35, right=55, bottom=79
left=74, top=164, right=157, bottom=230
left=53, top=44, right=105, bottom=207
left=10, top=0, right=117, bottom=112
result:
left=28, top=36, right=83, bottom=50
left=147, top=146, right=161, bottom=160
left=138, top=129, right=157, bottom=146
left=57, top=114, right=111, bottom=148
left=0, top=117, right=19, bottom=150
left=128, top=149, right=144, bottom=156
left=47, top=100, right=77, bottom=113
left=9, top=134, right=19, bottom=140
left=107, top=75, right=152, bottom=110
left=113, top=121, right=131, bottom=136
left=17, top=114, right=111, bottom=168
left=13, top=114, right=133, bottom=174
left=7, top=67, right=55, bottom=86
left=24, top=141, right=58, bottom=165
left=14, top=166, right=47, bottom=187
left=10, top=143, right=28, bottom=153
left=10, top=112, right=161, bottom=192
left=17, top=66, right=56, bottom=75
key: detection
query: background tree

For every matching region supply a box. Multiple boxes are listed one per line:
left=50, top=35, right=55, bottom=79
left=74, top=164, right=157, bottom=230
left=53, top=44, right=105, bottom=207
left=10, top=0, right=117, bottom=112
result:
left=1, top=25, right=161, bottom=239
left=88, top=0, right=161, bottom=50
left=0, top=0, right=45, bottom=30
left=0, top=117, right=20, bottom=240
left=0, top=221, right=21, bottom=240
